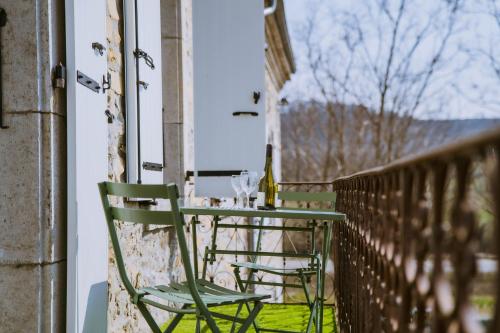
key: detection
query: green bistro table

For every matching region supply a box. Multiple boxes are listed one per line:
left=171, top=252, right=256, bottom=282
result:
left=180, top=206, right=345, bottom=332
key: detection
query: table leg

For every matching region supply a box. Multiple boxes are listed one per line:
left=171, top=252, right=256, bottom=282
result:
left=315, top=255, right=321, bottom=333
left=191, top=216, right=199, bottom=279
left=319, top=221, right=333, bottom=332
left=210, top=216, right=220, bottom=264
left=253, top=217, right=265, bottom=262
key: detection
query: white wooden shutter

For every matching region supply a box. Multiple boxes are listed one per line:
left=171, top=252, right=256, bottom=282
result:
left=125, top=0, right=164, bottom=184
left=65, top=0, right=108, bottom=332
left=193, top=0, right=266, bottom=198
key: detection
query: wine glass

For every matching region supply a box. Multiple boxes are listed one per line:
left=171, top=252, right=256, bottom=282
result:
left=240, top=171, right=258, bottom=208
left=231, top=175, right=243, bottom=208
left=239, top=171, right=249, bottom=207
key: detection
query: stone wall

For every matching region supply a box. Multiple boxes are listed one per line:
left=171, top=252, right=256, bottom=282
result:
left=106, top=1, right=184, bottom=332
left=0, top=0, right=66, bottom=331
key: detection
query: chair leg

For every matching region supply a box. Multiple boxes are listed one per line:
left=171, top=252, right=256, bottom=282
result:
left=163, top=312, right=184, bottom=333
left=299, top=272, right=313, bottom=307
left=315, top=257, right=321, bottom=333
left=238, top=301, right=263, bottom=333
left=305, top=300, right=317, bottom=333
left=230, top=303, right=245, bottom=333
left=204, top=313, right=221, bottom=333
left=299, top=272, right=318, bottom=328
left=195, top=317, right=201, bottom=333
left=136, top=302, right=162, bottom=333
left=234, top=268, right=260, bottom=332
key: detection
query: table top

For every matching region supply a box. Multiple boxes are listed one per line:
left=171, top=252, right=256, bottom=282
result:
left=180, top=206, right=345, bottom=221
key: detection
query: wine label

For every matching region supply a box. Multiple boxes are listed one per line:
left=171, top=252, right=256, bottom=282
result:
left=256, top=192, right=265, bottom=207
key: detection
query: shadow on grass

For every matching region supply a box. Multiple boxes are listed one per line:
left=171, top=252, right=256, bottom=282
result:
left=161, top=303, right=337, bottom=332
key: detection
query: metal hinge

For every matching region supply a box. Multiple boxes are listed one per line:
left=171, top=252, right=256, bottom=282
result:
left=53, top=62, right=66, bottom=89
left=138, top=80, right=149, bottom=90
left=102, top=72, right=111, bottom=93
left=92, top=42, right=106, bottom=56
left=77, top=70, right=100, bottom=93
left=185, top=170, right=243, bottom=180
left=142, top=162, right=163, bottom=172
left=104, top=109, right=114, bottom=123
left=134, top=49, right=155, bottom=69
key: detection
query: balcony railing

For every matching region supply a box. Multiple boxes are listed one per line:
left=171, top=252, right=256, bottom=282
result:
left=282, top=127, right=500, bottom=332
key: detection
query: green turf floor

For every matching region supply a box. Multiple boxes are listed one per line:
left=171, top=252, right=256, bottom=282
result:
left=161, top=303, right=337, bottom=332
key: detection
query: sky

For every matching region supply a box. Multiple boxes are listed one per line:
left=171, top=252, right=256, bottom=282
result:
left=282, top=0, right=500, bottom=120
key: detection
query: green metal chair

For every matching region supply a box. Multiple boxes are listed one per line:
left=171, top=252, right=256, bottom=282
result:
left=229, top=191, right=336, bottom=333
left=98, top=182, right=270, bottom=333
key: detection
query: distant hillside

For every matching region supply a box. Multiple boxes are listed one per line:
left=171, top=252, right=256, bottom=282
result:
left=280, top=102, right=500, bottom=181
left=408, top=118, right=500, bottom=151
left=282, top=105, right=500, bottom=155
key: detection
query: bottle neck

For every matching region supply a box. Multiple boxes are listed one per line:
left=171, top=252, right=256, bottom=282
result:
left=263, top=144, right=273, bottom=178
left=264, top=155, right=272, bottom=172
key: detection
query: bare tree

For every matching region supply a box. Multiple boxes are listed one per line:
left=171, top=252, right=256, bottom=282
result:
left=486, top=0, right=500, bottom=81
left=282, top=0, right=464, bottom=181
left=452, top=0, right=500, bottom=111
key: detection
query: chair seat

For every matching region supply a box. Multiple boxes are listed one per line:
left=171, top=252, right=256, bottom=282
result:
left=231, top=262, right=317, bottom=276
left=139, top=279, right=270, bottom=306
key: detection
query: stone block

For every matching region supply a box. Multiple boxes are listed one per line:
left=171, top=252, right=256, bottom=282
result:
left=162, top=38, right=182, bottom=124
left=0, top=261, right=65, bottom=332
left=0, top=0, right=38, bottom=112
left=0, top=113, right=65, bottom=264
left=0, top=0, right=55, bottom=113
left=161, top=0, right=180, bottom=39
left=163, top=122, right=183, bottom=185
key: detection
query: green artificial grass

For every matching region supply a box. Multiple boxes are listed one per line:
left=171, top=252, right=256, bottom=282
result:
left=472, top=295, right=495, bottom=313
left=161, top=303, right=337, bottom=332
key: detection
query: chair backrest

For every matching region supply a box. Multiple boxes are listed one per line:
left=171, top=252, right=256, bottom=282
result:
left=98, top=182, right=199, bottom=301
left=277, top=190, right=336, bottom=259
left=278, top=191, right=336, bottom=208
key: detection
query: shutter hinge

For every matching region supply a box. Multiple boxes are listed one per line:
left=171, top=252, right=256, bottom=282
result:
left=92, top=42, right=106, bottom=56
left=76, top=70, right=100, bottom=93
left=104, top=109, right=114, bottom=123
left=53, top=62, right=66, bottom=89
left=102, top=72, right=111, bottom=93
left=142, top=162, right=163, bottom=172
left=138, top=80, right=149, bottom=90
left=134, top=49, right=155, bottom=69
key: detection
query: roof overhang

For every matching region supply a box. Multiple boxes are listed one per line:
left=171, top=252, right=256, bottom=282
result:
left=265, top=0, right=296, bottom=89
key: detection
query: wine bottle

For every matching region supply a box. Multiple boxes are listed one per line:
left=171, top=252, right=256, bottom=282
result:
left=257, top=144, right=276, bottom=210
left=256, top=172, right=265, bottom=207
